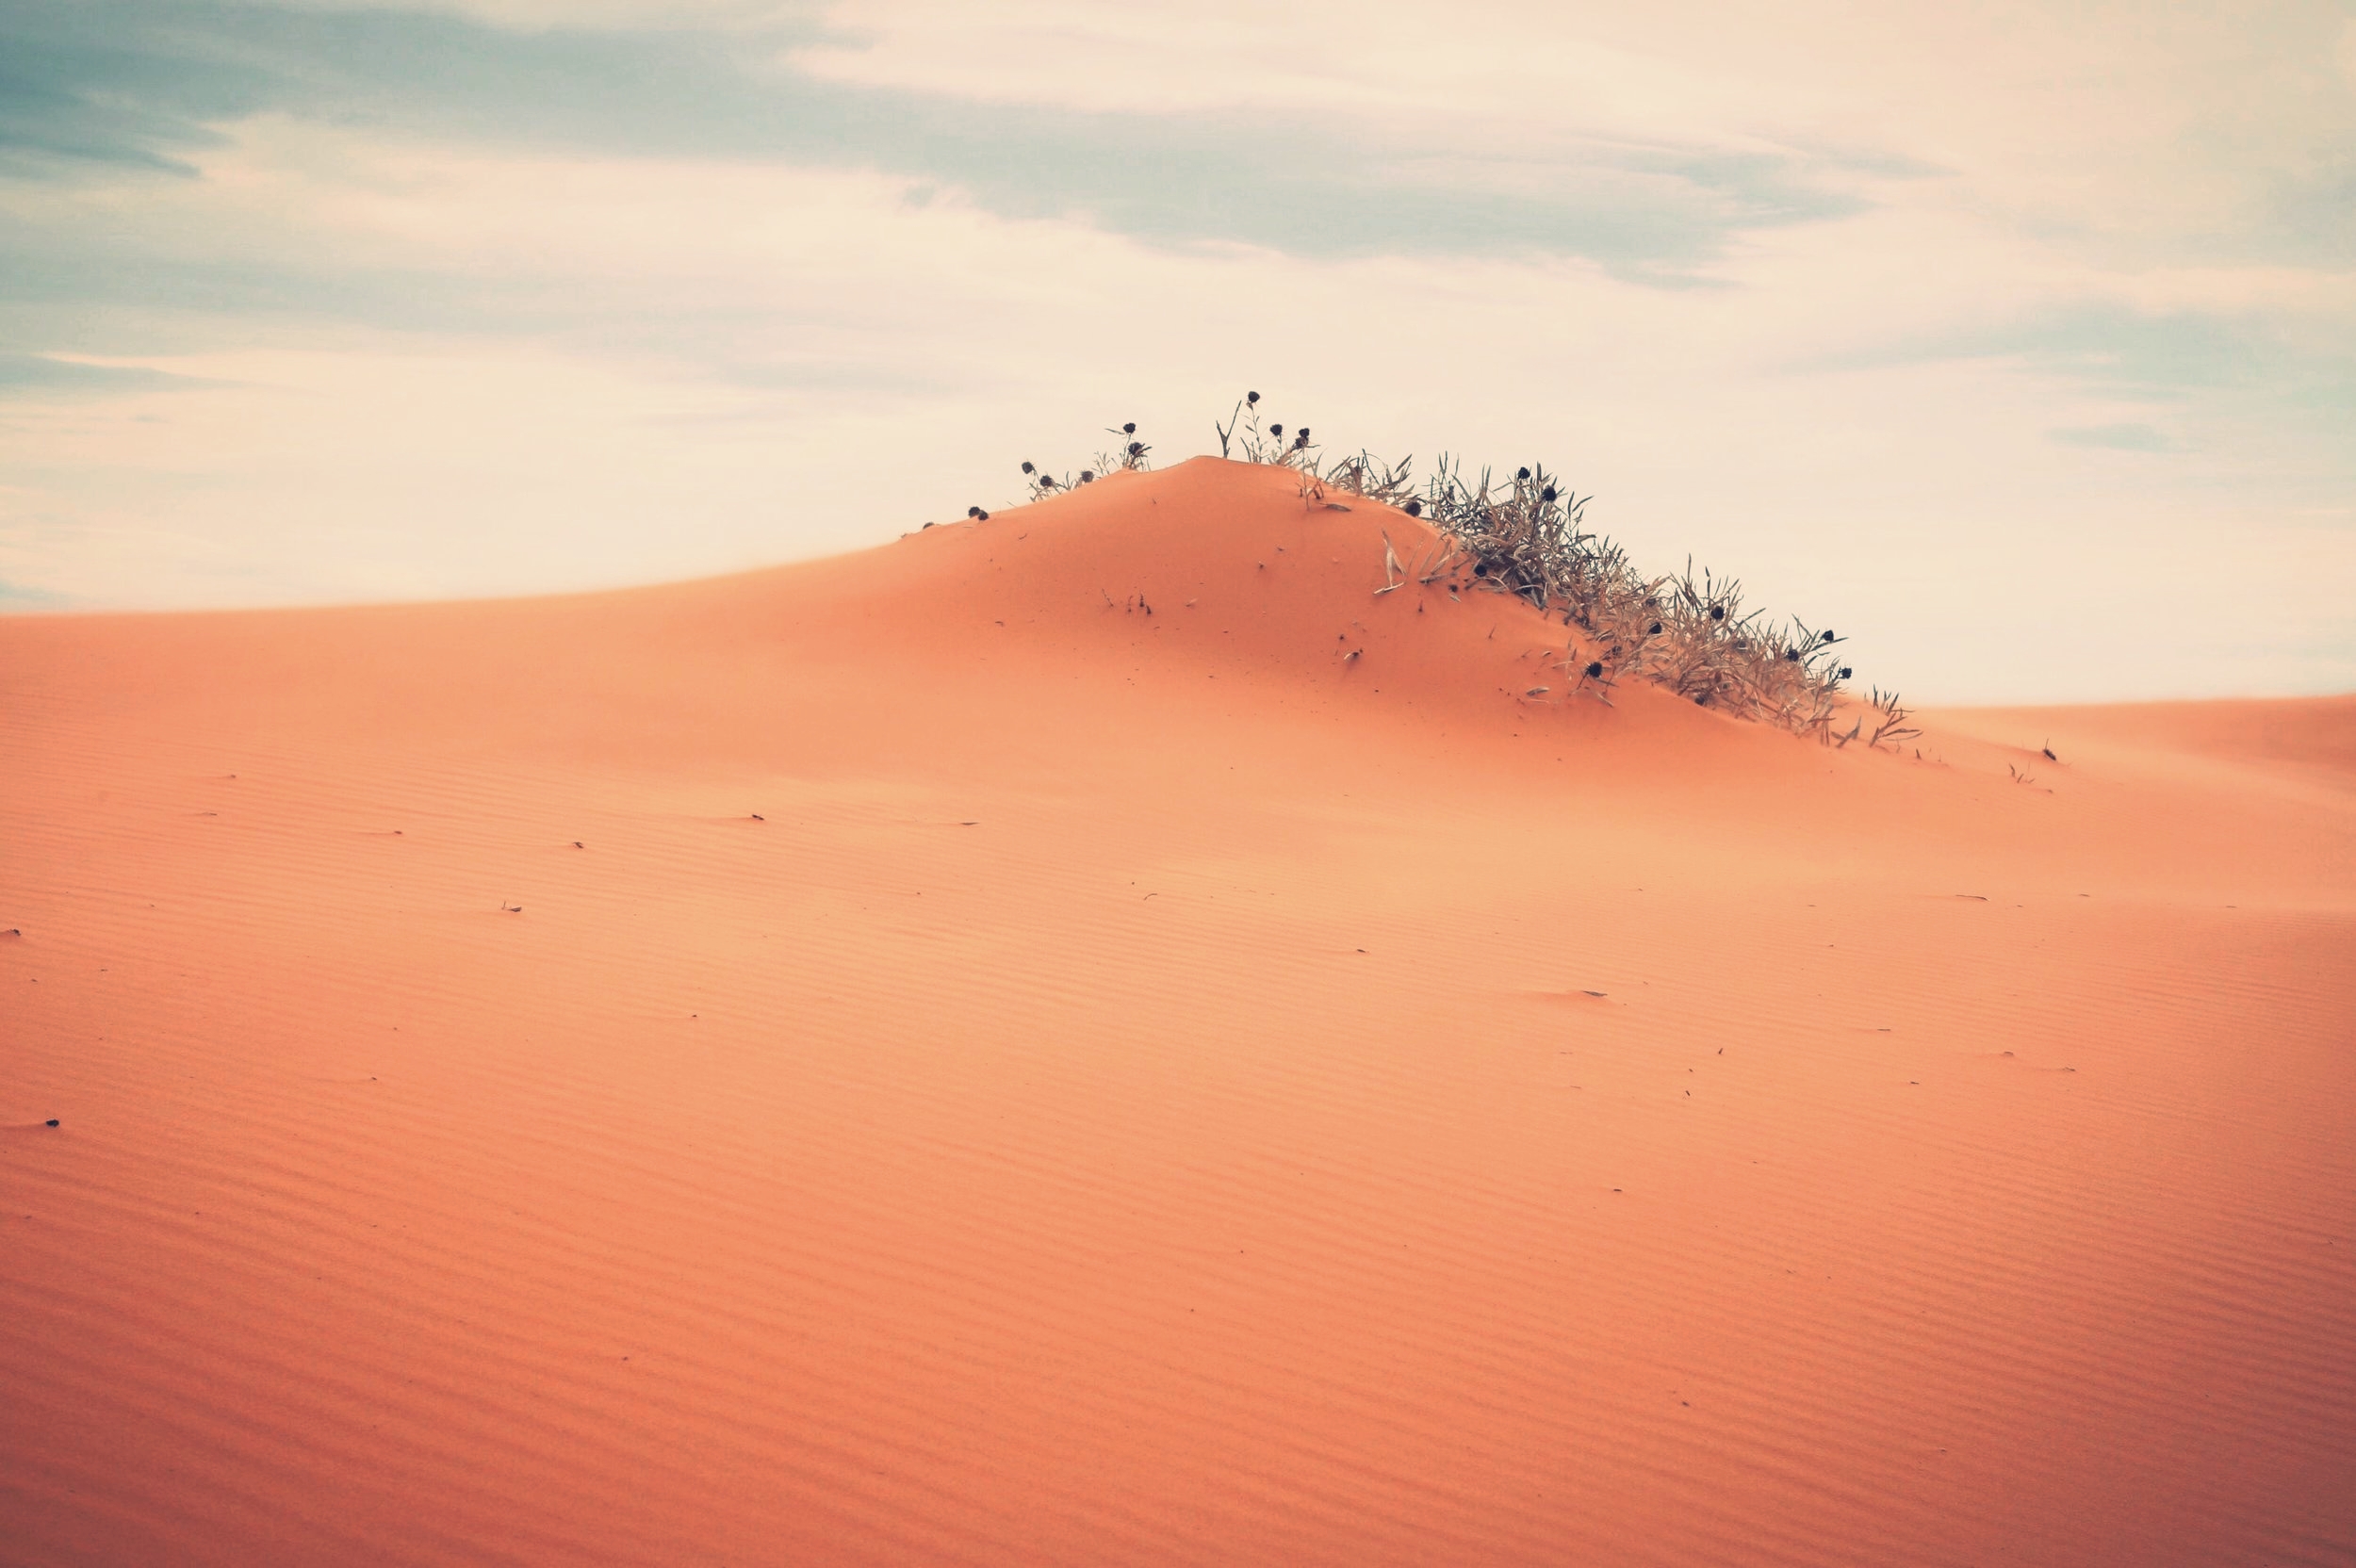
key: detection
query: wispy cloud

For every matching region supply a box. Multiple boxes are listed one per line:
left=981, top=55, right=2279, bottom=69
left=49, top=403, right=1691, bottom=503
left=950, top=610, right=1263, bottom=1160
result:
left=0, top=0, right=1880, bottom=273
left=2050, top=422, right=2177, bottom=453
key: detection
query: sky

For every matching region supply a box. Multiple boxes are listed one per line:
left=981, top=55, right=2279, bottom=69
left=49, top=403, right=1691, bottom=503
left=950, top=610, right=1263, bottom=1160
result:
left=2, top=0, right=2352, bottom=702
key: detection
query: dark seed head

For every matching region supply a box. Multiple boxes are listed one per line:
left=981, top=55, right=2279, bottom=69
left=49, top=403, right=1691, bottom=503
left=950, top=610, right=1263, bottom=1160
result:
left=1270, top=423, right=1284, bottom=437
left=1404, top=499, right=1422, bottom=516
left=1540, top=485, right=1557, bottom=502
left=1838, top=665, right=1852, bottom=679
left=1039, top=475, right=1055, bottom=488
left=1021, top=461, right=1035, bottom=474
left=1785, top=648, right=1800, bottom=662
left=1126, top=442, right=1142, bottom=457
left=1821, top=629, right=1836, bottom=642
left=1299, top=427, right=1310, bottom=441
left=977, top=509, right=990, bottom=520
left=1078, top=471, right=1094, bottom=482
left=1647, top=621, right=1662, bottom=635
left=1474, top=562, right=1490, bottom=577
left=1122, top=422, right=1137, bottom=434
left=1247, top=390, right=1260, bottom=404
left=1693, top=693, right=1709, bottom=705
left=1709, top=605, right=1726, bottom=621
left=1585, top=661, right=1604, bottom=678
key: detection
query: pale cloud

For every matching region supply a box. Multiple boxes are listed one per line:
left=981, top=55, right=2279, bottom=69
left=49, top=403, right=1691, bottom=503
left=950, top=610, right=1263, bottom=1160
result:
left=793, top=4, right=1776, bottom=142
left=800, top=0, right=2356, bottom=250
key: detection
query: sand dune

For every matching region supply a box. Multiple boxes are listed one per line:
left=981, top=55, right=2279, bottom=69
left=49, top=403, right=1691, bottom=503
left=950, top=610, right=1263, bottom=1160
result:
left=5, top=457, right=2351, bottom=1565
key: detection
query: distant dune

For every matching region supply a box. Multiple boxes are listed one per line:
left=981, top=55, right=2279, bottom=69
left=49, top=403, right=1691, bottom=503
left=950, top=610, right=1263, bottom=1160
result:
left=5, top=457, right=2351, bottom=1566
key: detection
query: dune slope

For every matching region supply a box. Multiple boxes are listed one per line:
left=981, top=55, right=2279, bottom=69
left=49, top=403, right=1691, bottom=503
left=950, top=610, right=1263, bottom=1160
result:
left=4, top=458, right=2352, bottom=1566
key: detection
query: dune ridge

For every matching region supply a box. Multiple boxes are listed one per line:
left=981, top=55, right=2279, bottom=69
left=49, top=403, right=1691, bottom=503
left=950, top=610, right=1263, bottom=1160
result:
left=4, top=458, right=2352, bottom=1565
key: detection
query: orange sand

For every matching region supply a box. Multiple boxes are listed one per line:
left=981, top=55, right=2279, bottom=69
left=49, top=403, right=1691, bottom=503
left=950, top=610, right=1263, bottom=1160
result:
left=5, top=458, right=2351, bottom=1565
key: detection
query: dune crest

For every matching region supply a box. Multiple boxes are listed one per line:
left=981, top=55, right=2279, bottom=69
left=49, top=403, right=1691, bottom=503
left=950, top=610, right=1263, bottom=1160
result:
left=5, top=459, right=2352, bottom=1565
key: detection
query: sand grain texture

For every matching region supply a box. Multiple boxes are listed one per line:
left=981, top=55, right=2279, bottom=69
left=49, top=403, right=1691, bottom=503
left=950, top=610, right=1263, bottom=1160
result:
left=5, top=460, right=2352, bottom=1565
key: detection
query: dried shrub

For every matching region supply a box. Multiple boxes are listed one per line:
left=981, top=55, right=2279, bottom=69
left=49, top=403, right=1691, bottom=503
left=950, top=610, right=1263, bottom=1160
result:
left=1012, top=395, right=1908, bottom=745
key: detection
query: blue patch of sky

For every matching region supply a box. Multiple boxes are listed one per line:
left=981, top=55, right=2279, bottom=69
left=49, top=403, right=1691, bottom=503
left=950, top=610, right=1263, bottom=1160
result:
left=0, top=350, right=205, bottom=391
left=1813, top=304, right=2269, bottom=392
left=1807, top=302, right=2356, bottom=443
left=0, top=576, right=70, bottom=605
left=0, top=209, right=603, bottom=342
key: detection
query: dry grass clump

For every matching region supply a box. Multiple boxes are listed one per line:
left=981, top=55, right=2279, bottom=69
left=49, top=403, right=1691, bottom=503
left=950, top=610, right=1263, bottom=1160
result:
left=1010, top=394, right=1912, bottom=747
left=1339, top=445, right=1876, bottom=742
left=1012, top=420, right=1153, bottom=503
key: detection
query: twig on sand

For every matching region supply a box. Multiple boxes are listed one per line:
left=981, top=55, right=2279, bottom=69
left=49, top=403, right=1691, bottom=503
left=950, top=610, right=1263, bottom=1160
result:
left=1374, top=531, right=1406, bottom=596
